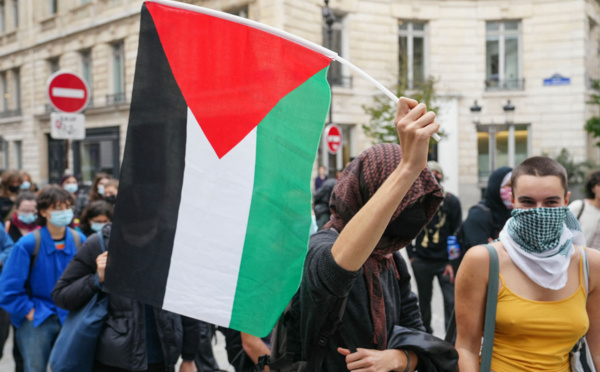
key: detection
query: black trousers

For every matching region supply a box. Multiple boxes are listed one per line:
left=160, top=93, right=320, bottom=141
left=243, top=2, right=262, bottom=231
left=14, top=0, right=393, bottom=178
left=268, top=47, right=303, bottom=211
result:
left=411, top=257, right=455, bottom=334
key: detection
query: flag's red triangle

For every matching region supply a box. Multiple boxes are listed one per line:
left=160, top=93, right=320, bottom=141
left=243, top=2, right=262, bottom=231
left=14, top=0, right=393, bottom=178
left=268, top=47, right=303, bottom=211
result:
left=146, top=3, right=332, bottom=158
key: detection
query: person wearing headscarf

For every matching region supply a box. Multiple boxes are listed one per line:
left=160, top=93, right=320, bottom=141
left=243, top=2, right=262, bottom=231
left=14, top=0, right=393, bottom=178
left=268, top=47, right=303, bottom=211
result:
left=459, top=166, right=513, bottom=252
left=295, top=98, right=457, bottom=371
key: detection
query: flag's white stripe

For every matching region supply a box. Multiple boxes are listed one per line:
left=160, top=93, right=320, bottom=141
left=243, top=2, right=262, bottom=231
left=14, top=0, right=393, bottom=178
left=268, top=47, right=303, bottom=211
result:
left=163, top=108, right=256, bottom=327
left=147, top=0, right=338, bottom=59
left=51, top=87, right=85, bottom=99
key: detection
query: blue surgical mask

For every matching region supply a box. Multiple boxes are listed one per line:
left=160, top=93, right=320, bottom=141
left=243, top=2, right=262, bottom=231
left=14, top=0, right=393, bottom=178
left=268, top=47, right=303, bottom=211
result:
left=90, top=222, right=106, bottom=232
left=20, top=181, right=31, bottom=190
left=64, top=183, right=78, bottom=194
left=17, top=213, right=36, bottom=224
left=49, top=209, right=74, bottom=228
left=97, top=185, right=105, bottom=196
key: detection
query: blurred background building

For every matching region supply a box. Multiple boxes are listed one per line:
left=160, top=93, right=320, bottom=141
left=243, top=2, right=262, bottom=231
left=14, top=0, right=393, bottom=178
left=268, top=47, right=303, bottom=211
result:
left=0, top=0, right=598, bottom=208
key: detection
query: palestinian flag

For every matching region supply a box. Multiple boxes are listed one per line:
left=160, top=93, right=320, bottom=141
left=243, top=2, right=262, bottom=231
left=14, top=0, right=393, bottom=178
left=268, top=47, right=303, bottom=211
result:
left=104, top=0, right=335, bottom=336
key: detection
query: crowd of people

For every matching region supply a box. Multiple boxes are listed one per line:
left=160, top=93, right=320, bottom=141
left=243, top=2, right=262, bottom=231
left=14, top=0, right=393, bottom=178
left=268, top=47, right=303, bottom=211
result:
left=0, top=95, right=597, bottom=372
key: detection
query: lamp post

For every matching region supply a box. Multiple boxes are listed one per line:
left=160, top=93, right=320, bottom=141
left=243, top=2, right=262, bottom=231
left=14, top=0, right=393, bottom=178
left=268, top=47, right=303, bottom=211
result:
left=503, top=100, right=516, bottom=167
left=470, top=99, right=517, bottom=175
left=470, top=100, right=482, bottom=124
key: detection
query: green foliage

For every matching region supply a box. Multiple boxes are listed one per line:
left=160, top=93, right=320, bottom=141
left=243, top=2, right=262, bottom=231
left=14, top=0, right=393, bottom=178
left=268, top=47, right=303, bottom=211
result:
left=362, top=76, right=441, bottom=147
left=553, top=148, right=595, bottom=185
left=585, top=79, right=600, bottom=147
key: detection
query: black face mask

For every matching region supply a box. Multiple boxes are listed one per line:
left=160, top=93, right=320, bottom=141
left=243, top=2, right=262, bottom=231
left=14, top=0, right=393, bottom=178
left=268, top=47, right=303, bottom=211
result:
left=384, top=201, right=428, bottom=241
left=8, top=185, right=19, bottom=193
left=104, top=195, right=116, bottom=205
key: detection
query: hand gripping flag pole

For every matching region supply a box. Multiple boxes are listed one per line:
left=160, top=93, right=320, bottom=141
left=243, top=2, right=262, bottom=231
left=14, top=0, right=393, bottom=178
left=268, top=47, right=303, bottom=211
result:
left=147, top=0, right=441, bottom=142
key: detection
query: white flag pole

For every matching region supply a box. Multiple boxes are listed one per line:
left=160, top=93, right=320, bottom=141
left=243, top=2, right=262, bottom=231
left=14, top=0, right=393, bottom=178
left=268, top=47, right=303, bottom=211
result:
left=335, top=56, right=441, bottom=142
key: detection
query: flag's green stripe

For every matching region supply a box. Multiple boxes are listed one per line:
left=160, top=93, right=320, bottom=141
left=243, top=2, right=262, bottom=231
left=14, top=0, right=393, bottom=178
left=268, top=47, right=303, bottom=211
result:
left=229, top=67, right=331, bottom=336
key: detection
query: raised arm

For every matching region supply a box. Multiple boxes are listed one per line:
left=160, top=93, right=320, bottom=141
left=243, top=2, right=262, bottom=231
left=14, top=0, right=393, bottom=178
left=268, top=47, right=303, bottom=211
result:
left=455, top=245, right=491, bottom=372
left=331, top=98, right=438, bottom=271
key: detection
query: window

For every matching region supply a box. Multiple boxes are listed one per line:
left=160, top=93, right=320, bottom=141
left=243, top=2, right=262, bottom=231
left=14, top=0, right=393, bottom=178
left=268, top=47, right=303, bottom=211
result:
left=108, top=41, right=125, bottom=104
left=486, top=21, right=522, bottom=90
left=14, top=140, right=21, bottom=169
left=49, top=0, right=57, bottom=15
left=80, top=49, right=92, bottom=94
left=73, top=127, right=120, bottom=184
left=0, top=72, right=7, bottom=112
left=0, top=1, right=5, bottom=33
left=0, top=137, right=7, bottom=169
left=12, top=0, right=17, bottom=29
left=477, top=124, right=529, bottom=179
left=48, top=57, right=59, bottom=74
left=398, top=21, right=427, bottom=89
left=227, top=5, right=248, bottom=18
left=323, top=15, right=350, bottom=87
left=12, top=68, right=19, bottom=112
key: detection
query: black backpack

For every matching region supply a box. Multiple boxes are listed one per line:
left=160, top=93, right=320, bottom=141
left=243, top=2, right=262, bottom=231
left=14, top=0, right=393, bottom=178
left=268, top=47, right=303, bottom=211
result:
left=265, top=293, right=354, bottom=372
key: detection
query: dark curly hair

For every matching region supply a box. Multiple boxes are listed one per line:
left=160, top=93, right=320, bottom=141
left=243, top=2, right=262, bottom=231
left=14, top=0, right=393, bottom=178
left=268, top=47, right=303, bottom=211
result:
left=36, top=185, right=75, bottom=226
left=79, top=200, right=113, bottom=235
left=585, top=170, right=600, bottom=199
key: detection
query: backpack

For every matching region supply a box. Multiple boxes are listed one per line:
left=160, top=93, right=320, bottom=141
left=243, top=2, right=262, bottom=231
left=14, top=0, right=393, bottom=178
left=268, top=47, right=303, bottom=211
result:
left=26, top=228, right=81, bottom=293
left=454, top=203, right=492, bottom=254
left=266, top=293, right=354, bottom=372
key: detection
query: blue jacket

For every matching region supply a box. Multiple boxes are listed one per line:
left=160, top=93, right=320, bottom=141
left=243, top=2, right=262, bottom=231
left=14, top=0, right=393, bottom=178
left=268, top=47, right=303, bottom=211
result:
left=0, top=227, right=14, bottom=265
left=0, top=226, right=86, bottom=328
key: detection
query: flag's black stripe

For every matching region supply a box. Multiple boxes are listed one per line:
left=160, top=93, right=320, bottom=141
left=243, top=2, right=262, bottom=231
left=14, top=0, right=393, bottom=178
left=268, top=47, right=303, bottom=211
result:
left=104, top=4, right=187, bottom=308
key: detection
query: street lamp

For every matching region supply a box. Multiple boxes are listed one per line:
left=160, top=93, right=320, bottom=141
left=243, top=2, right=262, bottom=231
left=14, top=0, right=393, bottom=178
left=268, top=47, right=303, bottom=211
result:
left=470, top=100, right=482, bottom=124
left=470, top=99, right=518, bottom=179
left=503, top=100, right=515, bottom=124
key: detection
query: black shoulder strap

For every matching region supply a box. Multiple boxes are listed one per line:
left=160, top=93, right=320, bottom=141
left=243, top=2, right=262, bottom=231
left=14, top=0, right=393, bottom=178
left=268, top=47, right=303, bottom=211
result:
left=577, top=200, right=586, bottom=220
left=305, top=296, right=352, bottom=372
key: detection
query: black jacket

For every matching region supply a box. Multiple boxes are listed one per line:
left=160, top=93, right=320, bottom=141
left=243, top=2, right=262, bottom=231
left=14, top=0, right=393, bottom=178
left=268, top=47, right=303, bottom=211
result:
left=298, top=230, right=457, bottom=371
left=313, top=179, right=336, bottom=219
left=461, top=166, right=512, bottom=249
left=52, top=224, right=200, bottom=371
left=407, top=192, right=462, bottom=261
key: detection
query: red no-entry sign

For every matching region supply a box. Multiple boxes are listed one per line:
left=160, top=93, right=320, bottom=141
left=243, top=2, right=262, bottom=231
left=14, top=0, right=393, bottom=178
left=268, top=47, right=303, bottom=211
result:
left=324, top=124, right=342, bottom=154
left=47, top=71, right=90, bottom=113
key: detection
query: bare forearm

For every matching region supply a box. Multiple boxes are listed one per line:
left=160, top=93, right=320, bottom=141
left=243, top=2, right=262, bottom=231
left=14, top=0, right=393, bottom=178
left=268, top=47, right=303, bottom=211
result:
left=331, top=164, right=421, bottom=271
left=456, top=348, right=480, bottom=372
left=241, top=332, right=270, bottom=365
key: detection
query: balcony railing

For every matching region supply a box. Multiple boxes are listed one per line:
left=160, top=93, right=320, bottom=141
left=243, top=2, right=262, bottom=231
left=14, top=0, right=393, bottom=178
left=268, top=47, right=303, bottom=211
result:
left=485, top=78, right=525, bottom=91
left=0, top=108, right=21, bottom=118
left=106, top=92, right=126, bottom=106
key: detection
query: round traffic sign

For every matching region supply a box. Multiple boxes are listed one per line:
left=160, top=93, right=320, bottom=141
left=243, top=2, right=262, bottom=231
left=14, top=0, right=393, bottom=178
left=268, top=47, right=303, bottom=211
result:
left=46, top=71, right=90, bottom=113
left=324, top=124, right=342, bottom=154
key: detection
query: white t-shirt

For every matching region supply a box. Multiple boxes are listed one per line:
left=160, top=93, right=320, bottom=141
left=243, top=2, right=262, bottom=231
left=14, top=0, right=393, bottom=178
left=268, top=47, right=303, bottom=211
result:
left=569, top=199, right=600, bottom=246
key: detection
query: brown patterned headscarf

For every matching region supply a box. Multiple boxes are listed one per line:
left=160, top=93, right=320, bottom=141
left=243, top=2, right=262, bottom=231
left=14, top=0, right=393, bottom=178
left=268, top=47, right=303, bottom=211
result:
left=324, top=143, right=443, bottom=348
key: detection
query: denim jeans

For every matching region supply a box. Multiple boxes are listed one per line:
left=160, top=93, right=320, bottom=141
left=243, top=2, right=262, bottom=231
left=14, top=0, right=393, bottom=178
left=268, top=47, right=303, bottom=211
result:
left=16, top=315, right=61, bottom=372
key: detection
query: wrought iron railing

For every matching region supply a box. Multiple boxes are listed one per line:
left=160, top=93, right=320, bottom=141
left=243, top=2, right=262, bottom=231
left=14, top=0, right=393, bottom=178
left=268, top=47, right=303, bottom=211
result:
left=485, top=78, right=525, bottom=90
left=0, top=108, right=21, bottom=118
left=106, top=92, right=126, bottom=105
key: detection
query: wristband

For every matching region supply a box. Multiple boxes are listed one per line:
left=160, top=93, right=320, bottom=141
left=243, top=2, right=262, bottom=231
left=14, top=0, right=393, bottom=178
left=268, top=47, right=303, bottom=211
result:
left=402, top=349, right=411, bottom=372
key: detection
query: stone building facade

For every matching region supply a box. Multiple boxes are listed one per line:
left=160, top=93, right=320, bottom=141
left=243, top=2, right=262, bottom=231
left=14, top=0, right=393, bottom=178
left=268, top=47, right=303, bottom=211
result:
left=0, top=0, right=598, bottom=207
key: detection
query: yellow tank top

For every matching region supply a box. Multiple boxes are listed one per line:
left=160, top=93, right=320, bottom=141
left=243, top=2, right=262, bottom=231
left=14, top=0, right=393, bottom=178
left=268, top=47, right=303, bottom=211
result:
left=491, top=256, right=589, bottom=372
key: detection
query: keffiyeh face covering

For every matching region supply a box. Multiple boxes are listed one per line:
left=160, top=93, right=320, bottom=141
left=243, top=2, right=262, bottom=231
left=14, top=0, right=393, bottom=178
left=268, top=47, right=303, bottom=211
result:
left=499, top=207, right=585, bottom=289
